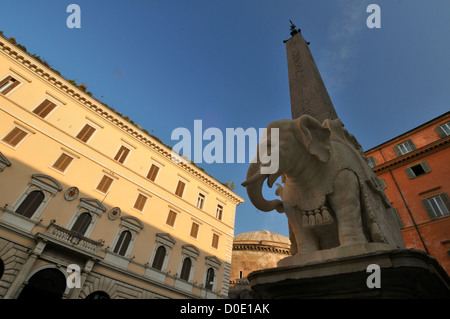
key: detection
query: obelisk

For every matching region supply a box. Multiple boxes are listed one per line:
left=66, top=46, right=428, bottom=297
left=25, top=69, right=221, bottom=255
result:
left=284, top=22, right=338, bottom=122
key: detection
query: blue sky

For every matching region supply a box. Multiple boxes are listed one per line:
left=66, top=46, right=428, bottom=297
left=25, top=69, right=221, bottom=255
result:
left=1, top=0, right=449, bottom=238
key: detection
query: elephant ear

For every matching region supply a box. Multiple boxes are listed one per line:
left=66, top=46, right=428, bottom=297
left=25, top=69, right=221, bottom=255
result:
left=295, top=115, right=332, bottom=163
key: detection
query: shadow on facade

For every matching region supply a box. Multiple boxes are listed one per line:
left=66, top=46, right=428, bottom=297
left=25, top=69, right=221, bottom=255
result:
left=0, top=153, right=229, bottom=299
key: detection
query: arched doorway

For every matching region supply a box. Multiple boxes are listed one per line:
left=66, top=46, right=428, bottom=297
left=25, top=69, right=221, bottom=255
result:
left=86, top=291, right=110, bottom=299
left=0, top=259, right=4, bottom=280
left=18, top=268, right=66, bottom=299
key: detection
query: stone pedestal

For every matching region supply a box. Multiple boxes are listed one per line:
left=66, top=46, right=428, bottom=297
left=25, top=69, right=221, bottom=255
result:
left=248, top=246, right=450, bottom=298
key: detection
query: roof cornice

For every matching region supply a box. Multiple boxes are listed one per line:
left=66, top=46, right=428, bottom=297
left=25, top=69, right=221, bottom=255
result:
left=371, top=135, right=450, bottom=174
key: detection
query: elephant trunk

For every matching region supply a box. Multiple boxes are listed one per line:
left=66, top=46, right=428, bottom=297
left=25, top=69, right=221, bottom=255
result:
left=242, top=162, right=283, bottom=212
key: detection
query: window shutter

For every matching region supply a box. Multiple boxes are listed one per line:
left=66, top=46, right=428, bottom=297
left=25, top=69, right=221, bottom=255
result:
left=405, top=167, right=416, bottom=179
left=406, top=139, right=417, bottom=151
left=420, top=161, right=431, bottom=173
left=435, top=126, right=447, bottom=138
left=393, top=145, right=402, bottom=157
left=421, top=198, right=436, bottom=219
left=439, top=193, right=450, bottom=212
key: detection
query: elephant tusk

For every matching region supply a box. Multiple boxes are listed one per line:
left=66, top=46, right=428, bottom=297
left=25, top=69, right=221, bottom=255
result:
left=241, top=172, right=268, bottom=187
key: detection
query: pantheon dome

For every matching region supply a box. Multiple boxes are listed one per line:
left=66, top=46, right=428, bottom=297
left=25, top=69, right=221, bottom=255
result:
left=229, top=230, right=291, bottom=299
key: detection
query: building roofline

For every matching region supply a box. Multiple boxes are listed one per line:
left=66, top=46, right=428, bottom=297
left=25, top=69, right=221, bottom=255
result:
left=365, top=111, right=450, bottom=153
left=0, top=34, right=244, bottom=205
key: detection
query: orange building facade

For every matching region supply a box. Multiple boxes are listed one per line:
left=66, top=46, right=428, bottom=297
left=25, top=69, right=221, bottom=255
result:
left=365, top=111, right=450, bottom=274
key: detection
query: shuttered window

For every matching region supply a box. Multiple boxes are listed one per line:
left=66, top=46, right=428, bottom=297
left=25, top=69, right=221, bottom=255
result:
left=52, top=153, right=74, bottom=172
left=405, top=162, right=431, bottom=179
left=165, top=210, right=177, bottom=227
left=0, top=76, right=20, bottom=95
left=393, top=139, right=416, bottom=157
left=33, top=99, right=57, bottom=118
left=175, top=181, right=185, bottom=197
left=2, top=127, right=28, bottom=147
left=436, top=122, right=450, bottom=138
left=134, top=194, right=147, bottom=211
left=76, top=124, right=96, bottom=142
left=422, top=194, right=450, bottom=219
left=211, top=233, right=219, bottom=249
left=190, top=222, right=199, bottom=239
left=96, top=175, right=113, bottom=194
left=146, top=164, right=160, bottom=181
left=367, top=156, right=377, bottom=168
left=114, top=145, right=131, bottom=164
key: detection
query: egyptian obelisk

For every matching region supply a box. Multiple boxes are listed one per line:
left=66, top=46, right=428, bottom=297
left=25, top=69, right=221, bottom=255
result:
left=285, top=22, right=338, bottom=122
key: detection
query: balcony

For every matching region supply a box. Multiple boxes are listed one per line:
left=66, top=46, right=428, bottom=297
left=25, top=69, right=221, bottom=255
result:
left=37, top=223, right=104, bottom=257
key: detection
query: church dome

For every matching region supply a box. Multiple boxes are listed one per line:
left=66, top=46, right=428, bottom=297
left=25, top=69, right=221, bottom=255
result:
left=234, top=230, right=290, bottom=246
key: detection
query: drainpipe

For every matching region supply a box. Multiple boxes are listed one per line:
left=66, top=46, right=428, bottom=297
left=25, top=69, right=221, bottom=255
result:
left=379, top=149, right=430, bottom=254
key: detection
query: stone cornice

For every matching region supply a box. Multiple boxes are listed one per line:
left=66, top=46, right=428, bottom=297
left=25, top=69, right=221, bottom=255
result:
left=0, top=36, right=243, bottom=205
left=371, top=135, right=450, bottom=174
left=233, top=242, right=291, bottom=255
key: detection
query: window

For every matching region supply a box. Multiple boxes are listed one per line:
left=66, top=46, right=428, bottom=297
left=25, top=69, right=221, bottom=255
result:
left=422, top=194, right=450, bottom=219
left=190, top=222, right=199, bottom=239
left=76, top=124, right=96, bottom=143
left=175, top=180, right=185, bottom=197
left=152, top=246, right=166, bottom=271
left=2, top=127, right=28, bottom=147
left=70, top=212, right=92, bottom=236
left=180, top=258, right=192, bottom=281
left=133, top=194, right=147, bottom=212
left=114, top=145, right=131, bottom=164
left=113, top=230, right=132, bottom=256
left=15, top=190, right=44, bottom=218
left=196, top=193, right=205, bottom=209
left=211, top=233, right=220, bottom=249
left=367, top=156, right=377, bottom=168
left=0, top=76, right=20, bottom=95
left=146, top=164, right=160, bottom=182
left=52, top=153, right=74, bottom=173
left=216, top=204, right=223, bottom=220
left=405, top=162, right=431, bottom=179
left=436, top=122, right=450, bottom=138
left=205, top=267, right=215, bottom=291
left=32, top=99, right=57, bottom=118
left=165, top=210, right=177, bottom=227
left=394, top=139, right=416, bottom=156
left=96, top=175, right=113, bottom=194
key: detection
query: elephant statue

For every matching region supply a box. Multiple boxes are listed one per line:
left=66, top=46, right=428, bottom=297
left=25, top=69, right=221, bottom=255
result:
left=242, top=115, right=405, bottom=256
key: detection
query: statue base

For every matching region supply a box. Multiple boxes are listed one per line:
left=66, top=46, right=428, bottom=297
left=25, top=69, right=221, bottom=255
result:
left=248, top=246, right=450, bottom=298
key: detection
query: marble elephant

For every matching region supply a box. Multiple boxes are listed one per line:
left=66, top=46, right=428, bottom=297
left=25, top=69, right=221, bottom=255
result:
left=242, top=115, right=405, bottom=255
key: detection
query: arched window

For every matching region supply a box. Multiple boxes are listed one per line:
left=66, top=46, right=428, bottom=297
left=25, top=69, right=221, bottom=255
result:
left=205, top=267, right=215, bottom=291
left=152, top=246, right=166, bottom=271
left=180, top=257, right=192, bottom=281
left=113, top=230, right=132, bottom=256
left=15, top=190, right=44, bottom=218
left=70, top=212, right=92, bottom=236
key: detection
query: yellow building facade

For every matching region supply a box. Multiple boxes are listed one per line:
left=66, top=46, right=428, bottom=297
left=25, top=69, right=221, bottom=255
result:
left=0, top=34, right=243, bottom=299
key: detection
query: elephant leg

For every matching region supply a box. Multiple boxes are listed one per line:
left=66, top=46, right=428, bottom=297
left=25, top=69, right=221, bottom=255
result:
left=328, top=170, right=367, bottom=246
left=286, top=208, right=320, bottom=252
